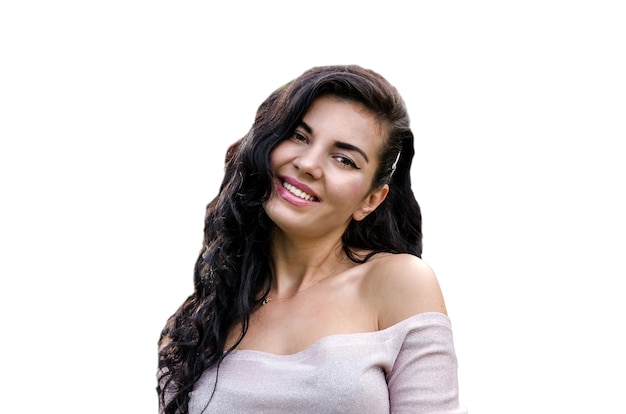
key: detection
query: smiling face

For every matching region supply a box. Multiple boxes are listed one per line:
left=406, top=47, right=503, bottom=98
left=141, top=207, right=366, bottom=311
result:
left=264, top=95, right=389, bottom=241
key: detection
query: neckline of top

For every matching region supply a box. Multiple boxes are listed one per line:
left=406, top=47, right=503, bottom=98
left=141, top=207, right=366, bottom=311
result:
left=225, top=311, right=450, bottom=360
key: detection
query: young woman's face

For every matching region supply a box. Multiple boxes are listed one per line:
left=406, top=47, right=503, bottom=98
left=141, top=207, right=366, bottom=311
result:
left=264, top=95, right=389, bottom=240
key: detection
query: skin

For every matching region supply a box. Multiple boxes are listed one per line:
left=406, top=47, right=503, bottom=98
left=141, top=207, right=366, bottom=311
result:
left=227, top=95, right=447, bottom=355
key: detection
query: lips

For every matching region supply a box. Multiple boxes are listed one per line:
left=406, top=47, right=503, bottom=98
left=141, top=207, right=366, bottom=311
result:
left=279, top=176, right=320, bottom=202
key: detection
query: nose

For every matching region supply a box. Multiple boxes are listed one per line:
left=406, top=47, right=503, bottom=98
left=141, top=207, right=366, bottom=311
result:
left=293, top=148, right=323, bottom=180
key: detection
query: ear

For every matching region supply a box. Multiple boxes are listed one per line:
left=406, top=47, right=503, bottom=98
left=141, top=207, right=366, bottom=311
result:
left=353, top=184, right=389, bottom=221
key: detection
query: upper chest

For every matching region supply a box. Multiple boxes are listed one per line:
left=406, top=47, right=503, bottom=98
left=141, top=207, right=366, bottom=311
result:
left=228, top=272, right=379, bottom=355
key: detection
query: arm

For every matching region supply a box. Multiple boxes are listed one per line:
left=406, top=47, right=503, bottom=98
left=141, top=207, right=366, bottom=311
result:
left=387, top=313, right=466, bottom=413
left=371, top=254, right=465, bottom=413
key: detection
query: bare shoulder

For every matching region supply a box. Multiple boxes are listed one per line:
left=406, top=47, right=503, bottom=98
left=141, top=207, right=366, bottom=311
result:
left=366, top=253, right=447, bottom=330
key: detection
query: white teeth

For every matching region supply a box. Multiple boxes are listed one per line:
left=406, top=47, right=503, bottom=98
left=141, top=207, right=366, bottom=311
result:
left=282, top=181, right=315, bottom=201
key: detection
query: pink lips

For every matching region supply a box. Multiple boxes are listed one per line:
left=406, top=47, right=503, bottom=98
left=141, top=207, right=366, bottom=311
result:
left=276, top=176, right=320, bottom=206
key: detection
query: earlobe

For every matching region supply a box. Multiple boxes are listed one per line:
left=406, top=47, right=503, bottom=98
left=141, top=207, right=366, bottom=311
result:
left=353, top=184, right=389, bottom=221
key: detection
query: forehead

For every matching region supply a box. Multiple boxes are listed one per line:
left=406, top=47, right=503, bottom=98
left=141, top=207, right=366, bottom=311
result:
left=302, top=95, right=386, bottom=141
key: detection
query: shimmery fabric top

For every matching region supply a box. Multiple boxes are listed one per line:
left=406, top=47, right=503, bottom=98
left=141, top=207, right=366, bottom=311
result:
left=186, top=312, right=466, bottom=413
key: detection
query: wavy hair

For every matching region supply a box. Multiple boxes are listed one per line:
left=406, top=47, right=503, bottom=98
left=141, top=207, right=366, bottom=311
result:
left=157, top=65, right=422, bottom=413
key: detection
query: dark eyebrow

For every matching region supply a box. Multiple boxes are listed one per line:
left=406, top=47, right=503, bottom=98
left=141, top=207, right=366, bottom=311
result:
left=299, top=121, right=370, bottom=163
left=334, top=141, right=369, bottom=163
left=300, top=121, right=313, bottom=134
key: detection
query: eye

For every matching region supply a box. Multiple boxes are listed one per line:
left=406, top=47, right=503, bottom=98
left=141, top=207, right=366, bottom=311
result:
left=291, top=131, right=308, bottom=143
left=334, top=155, right=359, bottom=169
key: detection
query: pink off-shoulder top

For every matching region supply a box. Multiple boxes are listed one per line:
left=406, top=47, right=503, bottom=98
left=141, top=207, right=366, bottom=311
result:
left=186, top=312, right=466, bottom=413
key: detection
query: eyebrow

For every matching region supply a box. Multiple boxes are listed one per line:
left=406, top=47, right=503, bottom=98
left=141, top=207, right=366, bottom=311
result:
left=299, top=121, right=370, bottom=163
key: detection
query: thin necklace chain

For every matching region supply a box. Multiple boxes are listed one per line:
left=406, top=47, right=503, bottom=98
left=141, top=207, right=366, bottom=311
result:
left=262, top=256, right=347, bottom=305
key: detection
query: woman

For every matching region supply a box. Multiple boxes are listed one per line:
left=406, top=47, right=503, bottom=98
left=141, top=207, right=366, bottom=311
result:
left=158, top=65, right=465, bottom=413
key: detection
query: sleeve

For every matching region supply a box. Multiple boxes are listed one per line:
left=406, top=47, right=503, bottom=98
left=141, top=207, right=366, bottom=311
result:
left=386, top=313, right=467, bottom=414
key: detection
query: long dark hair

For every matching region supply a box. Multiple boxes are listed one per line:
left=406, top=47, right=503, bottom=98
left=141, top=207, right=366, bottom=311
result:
left=157, top=65, right=422, bottom=413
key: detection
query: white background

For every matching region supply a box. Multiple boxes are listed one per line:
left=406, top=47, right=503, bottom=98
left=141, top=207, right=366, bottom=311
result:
left=1, top=1, right=624, bottom=413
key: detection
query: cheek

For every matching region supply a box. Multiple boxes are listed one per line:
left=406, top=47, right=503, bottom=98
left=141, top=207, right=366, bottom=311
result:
left=331, top=179, right=370, bottom=210
left=269, top=141, right=288, bottom=170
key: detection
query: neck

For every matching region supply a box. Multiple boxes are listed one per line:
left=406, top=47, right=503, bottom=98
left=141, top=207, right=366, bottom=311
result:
left=269, top=236, right=347, bottom=298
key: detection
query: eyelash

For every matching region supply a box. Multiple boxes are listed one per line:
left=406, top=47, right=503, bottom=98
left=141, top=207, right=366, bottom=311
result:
left=290, top=132, right=360, bottom=169
left=292, top=132, right=308, bottom=143
left=334, top=155, right=358, bottom=169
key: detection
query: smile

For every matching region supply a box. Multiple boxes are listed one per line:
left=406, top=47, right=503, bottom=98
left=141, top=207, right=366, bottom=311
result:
left=282, top=180, right=319, bottom=201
